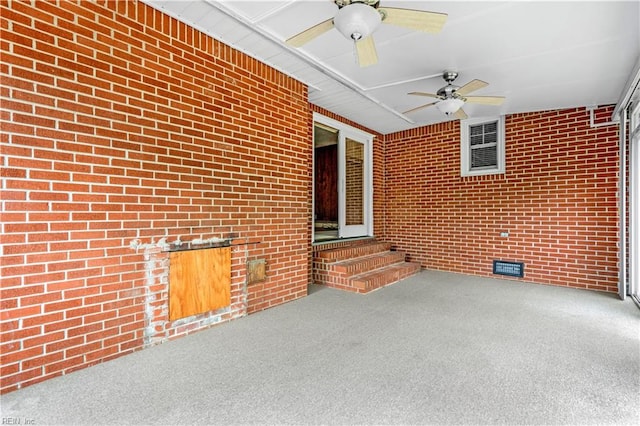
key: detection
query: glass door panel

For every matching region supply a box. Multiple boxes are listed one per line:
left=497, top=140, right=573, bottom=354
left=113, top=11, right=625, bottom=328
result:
left=345, top=138, right=364, bottom=226
left=339, top=135, right=368, bottom=238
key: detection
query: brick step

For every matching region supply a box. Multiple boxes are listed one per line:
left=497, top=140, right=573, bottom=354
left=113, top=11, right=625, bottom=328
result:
left=312, top=239, right=422, bottom=294
left=333, top=250, right=407, bottom=276
left=350, top=262, right=422, bottom=292
left=314, top=241, right=392, bottom=262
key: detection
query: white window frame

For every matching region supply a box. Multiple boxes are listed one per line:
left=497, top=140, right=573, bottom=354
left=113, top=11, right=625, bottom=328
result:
left=460, top=116, right=506, bottom=177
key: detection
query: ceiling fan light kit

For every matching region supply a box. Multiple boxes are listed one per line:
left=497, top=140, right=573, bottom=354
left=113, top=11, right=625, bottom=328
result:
left=333, top=2, right=381, bottom=41
left=285, top=0, right=447, bottom=67
left=436, top=98, right=464, bottom=115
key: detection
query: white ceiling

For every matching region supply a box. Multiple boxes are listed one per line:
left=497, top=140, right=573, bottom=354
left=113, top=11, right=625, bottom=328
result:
left=142, top=0, right=640, bottom=134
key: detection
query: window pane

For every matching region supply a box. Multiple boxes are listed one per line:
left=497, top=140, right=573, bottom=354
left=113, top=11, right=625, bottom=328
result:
left=470, top=121, right=498, bottom=146
left=470, top=125, right=484, bottom=136
left=484, top=121, right=497, bottom=133
left=471, top=146, right=497, bottom=168
left=484, top=131, right=497, bottom=144
left=470, top=134, right=484, bottom=146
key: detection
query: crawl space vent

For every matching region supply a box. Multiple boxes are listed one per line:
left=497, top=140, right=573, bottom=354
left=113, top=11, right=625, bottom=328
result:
left=493, top=260, right=524, bottom=278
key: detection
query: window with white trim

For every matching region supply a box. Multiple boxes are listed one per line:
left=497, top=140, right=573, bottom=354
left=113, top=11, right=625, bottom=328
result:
left=460, top=116, right=505, bottom=176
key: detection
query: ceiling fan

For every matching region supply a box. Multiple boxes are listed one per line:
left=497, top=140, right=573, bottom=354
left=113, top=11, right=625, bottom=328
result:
left=404, top=71, right=506, bottom=120
left=285, top=0, right=447, bottom=67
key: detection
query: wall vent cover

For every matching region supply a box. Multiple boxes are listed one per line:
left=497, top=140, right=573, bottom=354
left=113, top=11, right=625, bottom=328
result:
left=493, top=260, right=524, bottom=278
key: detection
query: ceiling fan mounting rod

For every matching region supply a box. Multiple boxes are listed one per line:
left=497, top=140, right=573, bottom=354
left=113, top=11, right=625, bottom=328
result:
left=442, top=71, right=458, bottom=84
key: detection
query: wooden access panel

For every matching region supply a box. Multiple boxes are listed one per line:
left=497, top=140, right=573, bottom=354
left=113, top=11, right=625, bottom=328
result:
left=169, top=247, right=231, bottom=321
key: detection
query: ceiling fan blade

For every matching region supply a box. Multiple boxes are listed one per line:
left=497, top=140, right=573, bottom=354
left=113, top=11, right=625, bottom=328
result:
left=408, top=91, right=440, bottom=98
left=453, top=108, right=468, bottom=120
left=379, top=7, right=447, bottom=33
left=403, top=101, right=438, bottom=115
left=286, top=18, right=334, bottom=47
left=464, top=96, right=506, bottom=106
left=355, top=35, right=378, bottom=67
left=456, top=79, right=488, bottom=96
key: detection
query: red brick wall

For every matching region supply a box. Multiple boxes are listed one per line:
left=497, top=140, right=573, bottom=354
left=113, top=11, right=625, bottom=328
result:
left=1, top=0, right=310, bottom=393
left=383, top=106, right=619, bottom=292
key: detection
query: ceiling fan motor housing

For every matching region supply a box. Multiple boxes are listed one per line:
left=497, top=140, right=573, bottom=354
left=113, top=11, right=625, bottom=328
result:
left=333, top=2, right=382, bottom=41
left=437, top=85, right=460, bottom=99
left=335, top=0, right=380, bottom=8
left=438, top=71, right=461, bottom=99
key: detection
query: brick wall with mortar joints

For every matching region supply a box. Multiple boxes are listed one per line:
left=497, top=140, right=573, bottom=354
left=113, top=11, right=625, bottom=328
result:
left=382, top=106, right=620, bottom=292
left=1, top=0, right=310, bottom=393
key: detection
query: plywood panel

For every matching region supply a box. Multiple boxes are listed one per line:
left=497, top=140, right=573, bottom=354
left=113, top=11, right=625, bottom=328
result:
left=247, top=259, right=267, bottom=284
left=169, top=247, right=231, bottom=321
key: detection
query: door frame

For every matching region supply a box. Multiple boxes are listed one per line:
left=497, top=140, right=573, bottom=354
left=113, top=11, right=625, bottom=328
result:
left=312, top=112, right=374, bottom=242
left=629, top=102, right=640, bottom=304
